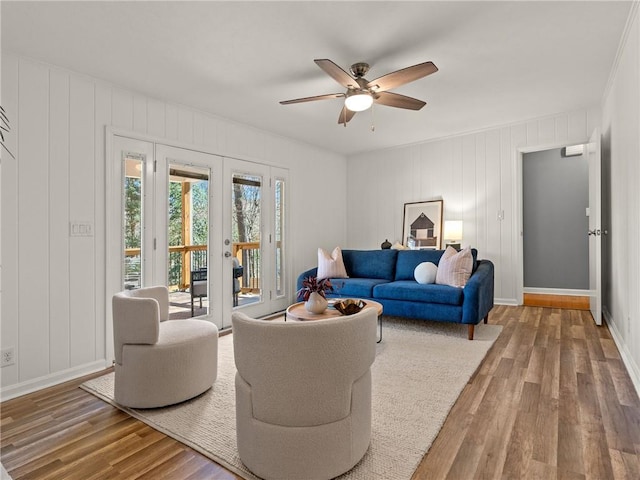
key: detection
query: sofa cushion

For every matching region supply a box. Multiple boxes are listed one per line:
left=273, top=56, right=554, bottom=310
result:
left=328, top=278, right=390, bottom=299
left=373, top=280, right=464, bottom=306
left=395, top=248, right=478, bottom=280
left=342, top=249, right=398, bottom=280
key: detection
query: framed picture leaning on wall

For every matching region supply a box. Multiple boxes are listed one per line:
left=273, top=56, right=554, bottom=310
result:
left=402, top=200, right=444, bottom=250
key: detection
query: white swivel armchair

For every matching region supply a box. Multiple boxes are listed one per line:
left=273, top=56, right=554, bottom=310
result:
left=232, top=308, right=377, bottom=480
left=112, top=286, right=218, bottom=408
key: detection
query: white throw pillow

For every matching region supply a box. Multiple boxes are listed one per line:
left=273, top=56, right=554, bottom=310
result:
left=391, top=241, right=407, bottom=250
left=317, top=246, right=349, bottom=280
left=414, top=262, right=438, bottom=284
left=436, top=246, right=473, bottom=287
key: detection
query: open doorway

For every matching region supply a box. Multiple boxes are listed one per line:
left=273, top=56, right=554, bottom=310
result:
left=520, top=144, right=591, bottom=309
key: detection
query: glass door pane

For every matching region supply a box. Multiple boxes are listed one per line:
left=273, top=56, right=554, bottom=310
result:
left=232, top=173, right=262, bottom=307
left=274, top=177, right=285, bottom=298
left=122, top=153, right=144, bottom=290
left=167, top=163, right=210, bottom=319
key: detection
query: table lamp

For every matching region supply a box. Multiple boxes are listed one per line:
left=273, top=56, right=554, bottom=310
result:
left=444, top=220, right=463, bottom=250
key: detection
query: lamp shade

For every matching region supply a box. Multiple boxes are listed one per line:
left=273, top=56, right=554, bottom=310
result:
left=444, top=220, right=463, bottom=241
left=345, top=92, right=373, bottom=112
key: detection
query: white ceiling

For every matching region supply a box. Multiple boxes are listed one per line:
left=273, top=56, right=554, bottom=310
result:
left=1, top=1, right=632, bottom=156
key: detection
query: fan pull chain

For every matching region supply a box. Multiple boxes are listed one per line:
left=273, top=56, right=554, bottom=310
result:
left=370, top=103, right=376, bottom=132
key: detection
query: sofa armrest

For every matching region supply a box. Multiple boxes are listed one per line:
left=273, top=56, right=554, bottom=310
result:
left=296, top=267, right=319, bottom=300
left=461, top=260, right=495, bottom=325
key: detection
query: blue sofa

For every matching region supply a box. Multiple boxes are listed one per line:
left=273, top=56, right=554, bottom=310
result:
left=296, top=249, right=494, bottom=340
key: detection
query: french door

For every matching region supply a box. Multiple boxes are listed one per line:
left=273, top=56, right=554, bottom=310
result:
left=155, top=144, right=223, bottom=325
left=108, top=134, right=289, bottom=356
left=222, top=158, right=290, bottom=321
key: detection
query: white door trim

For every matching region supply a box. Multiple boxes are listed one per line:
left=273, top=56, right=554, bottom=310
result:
left=514, top=138, right=589, bottom=306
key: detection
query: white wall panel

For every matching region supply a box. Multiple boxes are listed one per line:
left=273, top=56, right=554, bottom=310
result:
left=193, top=112, right=205, bottom=146
left=202, top=115, right=220, bottom=151
left=538, top=117, right=555, bottom=145
left=146, top=99, right=166, bottom=138
left=69, top=76, right=96, bottom=366
left=475, top=134, right=488, bottom=255
left=165, top=103, right=179, bottom=140
left=48, top=69, right=70, bottom=372
left=17, top=59, right=50, bottom=380
left=112, top=89, right=133, bottom=130
left=1, top=54, right=20, bottom=387
left=526, top=120, right=539, bottom=146
left=568, top=110, right=588, bottom=142
left=177, top=107, right=193, bottom=144
left=94, top=84, right=112, bottom=360
left=485, top=130, right=501, bottom=271
left=499, top=127, right=515, bottom=301
left=555, top=115, right=569, bottom=143
left=461, top=135, right=477, bottom=247
left=132, top=95, right=147, bottom=134
left=601, top=5, right=640, bottom=393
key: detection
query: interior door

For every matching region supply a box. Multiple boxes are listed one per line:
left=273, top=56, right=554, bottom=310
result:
left=588, top=128, right=602, bottom=325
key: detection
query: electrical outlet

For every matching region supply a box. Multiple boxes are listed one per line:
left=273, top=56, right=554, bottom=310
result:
left=1, top=347, right=15, bottom=367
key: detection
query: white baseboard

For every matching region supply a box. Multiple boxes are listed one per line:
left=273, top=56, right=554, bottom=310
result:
left=603, top=307, right=640, bottom=399
left=494, top=298, right=519, bottom=306
left=0, top=360, right=109, bottom=402
left=523, top=287, right=592, bottom=296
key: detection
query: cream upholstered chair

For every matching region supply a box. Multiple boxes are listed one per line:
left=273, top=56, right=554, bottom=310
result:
left=232, top=308, right=377, bottom=480
left=112, top=286, right=218, bottom=408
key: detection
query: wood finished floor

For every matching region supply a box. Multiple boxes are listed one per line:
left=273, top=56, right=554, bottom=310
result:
left=2, top=305, right=639, bottom=479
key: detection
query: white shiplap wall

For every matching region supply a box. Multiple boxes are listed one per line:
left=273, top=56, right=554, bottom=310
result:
left=601, top=4, right=640, bottom=393
left=346, top=109, right=600, bottom=304
left=0, top=54, right=347, bottom=399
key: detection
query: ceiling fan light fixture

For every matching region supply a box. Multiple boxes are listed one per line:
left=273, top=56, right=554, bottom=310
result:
left=345, top=91, right=373, bottom=112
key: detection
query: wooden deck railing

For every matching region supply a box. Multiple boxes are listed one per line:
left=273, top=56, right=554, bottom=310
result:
left=125, top=242, right=261, bottom=292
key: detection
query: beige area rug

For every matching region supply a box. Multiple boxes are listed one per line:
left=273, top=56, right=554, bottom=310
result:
left=81, top=318, right=501, bottom=480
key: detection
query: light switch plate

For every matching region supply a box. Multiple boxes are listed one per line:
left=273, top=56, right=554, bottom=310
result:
left=70, top=221, right=94, bottom=237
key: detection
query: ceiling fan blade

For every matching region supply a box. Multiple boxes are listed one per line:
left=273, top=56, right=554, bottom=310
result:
left=374, top=91, right=426, bottom=110
left=367, top=61, right=438, bottom=92
left=315, top=59, right=358, bottom=89
left=280, top=93, right=345, bottom=105
left=338, top=106, right=356, bottom=125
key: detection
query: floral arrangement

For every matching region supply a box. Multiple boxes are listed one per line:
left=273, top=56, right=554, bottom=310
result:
left=296, top=276, right=333, bottom=301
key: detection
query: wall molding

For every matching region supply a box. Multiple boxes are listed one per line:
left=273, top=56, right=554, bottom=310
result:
left=604, top=307, right=640, bottom=399
left=0, top=360, right=108, bottom=402
left=602, top=1, right=640, bottom=102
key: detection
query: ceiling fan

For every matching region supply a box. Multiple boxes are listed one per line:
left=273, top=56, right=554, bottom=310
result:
left=280, top=59, right=438, bottom=126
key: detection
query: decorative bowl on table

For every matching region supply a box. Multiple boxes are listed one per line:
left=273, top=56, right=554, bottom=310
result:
left=334, top=299, right=366, bottom=315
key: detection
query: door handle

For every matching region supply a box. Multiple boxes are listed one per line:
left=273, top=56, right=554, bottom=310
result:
left=224, top=251, right=232, bottom=258
left=588, top=229, right=601, bottom=236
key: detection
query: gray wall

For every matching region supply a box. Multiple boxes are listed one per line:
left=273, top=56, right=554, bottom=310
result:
left=523, top=147, right=589, bottom=289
